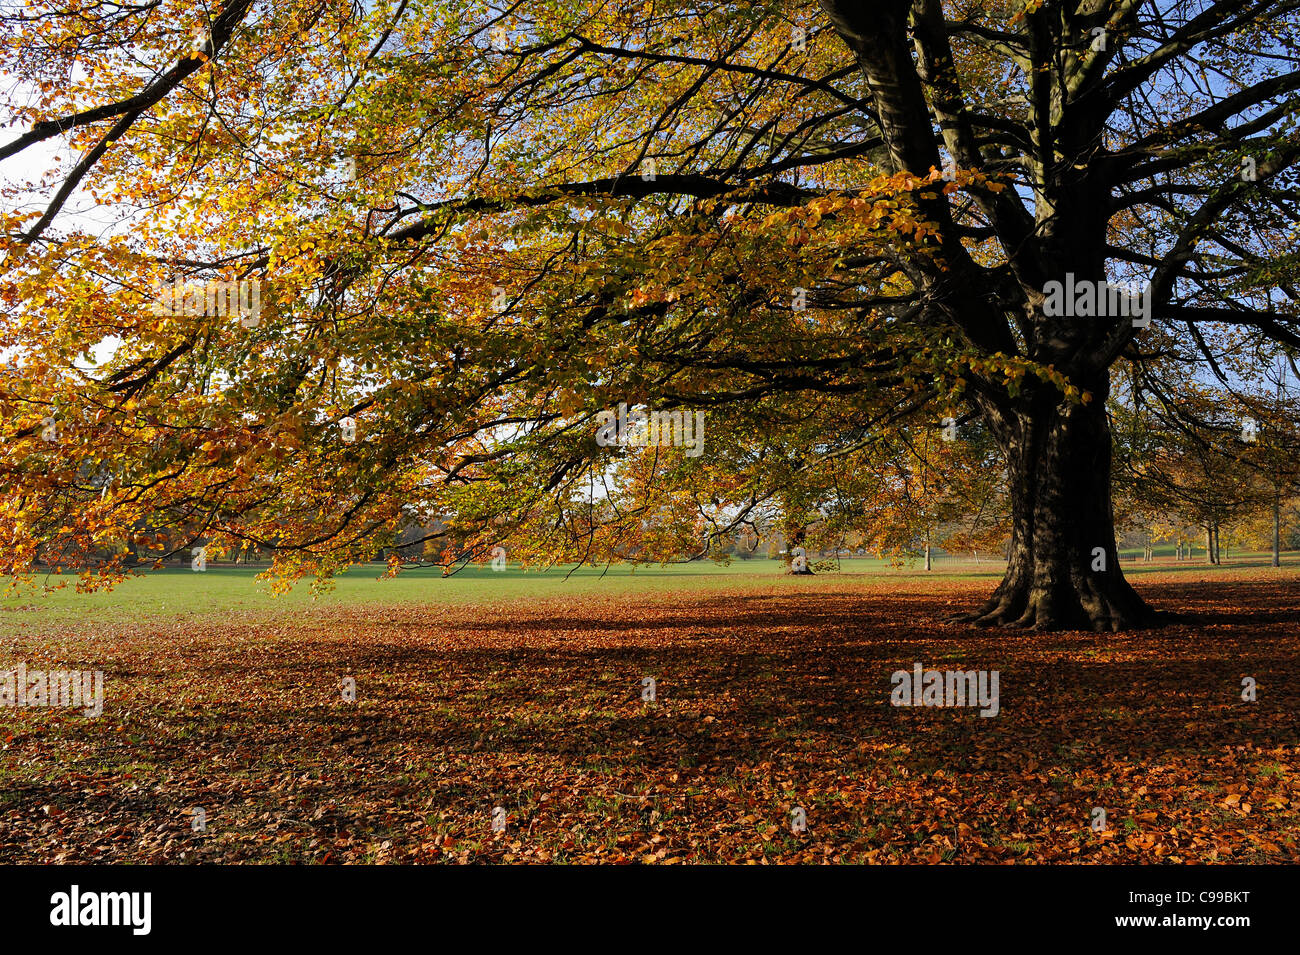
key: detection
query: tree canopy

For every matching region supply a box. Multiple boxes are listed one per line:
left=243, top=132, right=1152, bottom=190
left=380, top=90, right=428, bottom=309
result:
left=1, top=0, right=1298, bottom=627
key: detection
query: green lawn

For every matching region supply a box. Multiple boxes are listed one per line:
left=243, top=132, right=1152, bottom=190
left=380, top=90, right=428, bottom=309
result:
left=0, top=559, right=897, bottom=628
left=2, top=551, right=1295, bottom=628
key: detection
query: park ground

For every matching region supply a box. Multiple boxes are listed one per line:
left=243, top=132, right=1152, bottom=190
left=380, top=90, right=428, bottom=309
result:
left=1, top=553, right=1297, bottom=863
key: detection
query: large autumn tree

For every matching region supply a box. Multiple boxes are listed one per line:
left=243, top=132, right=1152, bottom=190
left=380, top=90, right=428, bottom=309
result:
left=1, top=0, right=1298, bottom=629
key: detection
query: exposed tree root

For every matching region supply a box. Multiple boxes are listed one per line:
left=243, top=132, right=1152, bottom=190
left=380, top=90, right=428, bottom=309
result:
left=948, top=573, right=1162, bottom=632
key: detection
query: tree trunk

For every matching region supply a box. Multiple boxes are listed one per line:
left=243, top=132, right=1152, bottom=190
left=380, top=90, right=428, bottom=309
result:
left=1205, top=526, right=1215, bottom=564
left=924, top=537, right=932, bottom=571
left=1273, top=488, right=1281, bottom=568
left=955, top=392, right=1156, bottom=631
left=1213, top=524, right=1221, bottom=564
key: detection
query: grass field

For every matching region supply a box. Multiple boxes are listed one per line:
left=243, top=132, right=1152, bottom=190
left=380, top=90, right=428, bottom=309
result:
left=2, top=550, right=1291, bottom=623
left=2, top=557, right=1298, bottom=863
left=7, top=557, right=1006, bottom=628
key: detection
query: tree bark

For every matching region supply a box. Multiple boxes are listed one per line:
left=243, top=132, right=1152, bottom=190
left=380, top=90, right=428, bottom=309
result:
left=1274, top=487, right=1281, bottom=568
left=955, top=392, right=1157, bottom=631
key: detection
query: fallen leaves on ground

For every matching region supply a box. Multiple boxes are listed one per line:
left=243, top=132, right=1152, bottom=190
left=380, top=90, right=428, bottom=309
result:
left=1, top=574, right=1298, bottom=863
